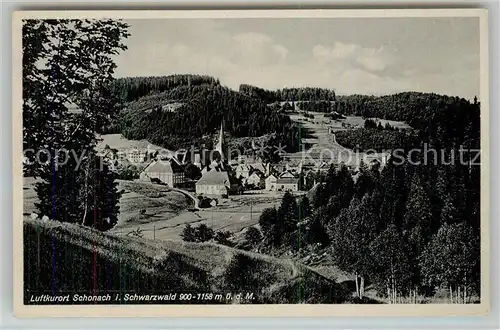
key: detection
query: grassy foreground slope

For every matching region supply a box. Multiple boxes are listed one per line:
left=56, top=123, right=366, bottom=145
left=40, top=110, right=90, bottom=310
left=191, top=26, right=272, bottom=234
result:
left=24, top=218, right=350, bottom=304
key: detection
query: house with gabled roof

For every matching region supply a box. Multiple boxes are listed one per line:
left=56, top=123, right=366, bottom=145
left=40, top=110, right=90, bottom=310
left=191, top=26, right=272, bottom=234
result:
left=276, top=176, right=300, bottom=192
left=140, top=159, right=186, bottom=187
left=274, top=170, right=300, bottom=192
left=249, top=162, right=266, bottom=174
left=246, top=171, right=265, bottom=189
left=265, top=174, right=278, bottom=191
left=195, top=170, right=231, bottom=197
left=235, top=164, right=251, bottom=179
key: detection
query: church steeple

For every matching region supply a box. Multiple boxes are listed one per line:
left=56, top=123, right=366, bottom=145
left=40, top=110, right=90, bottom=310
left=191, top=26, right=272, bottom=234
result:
left=215, top=119, right=224, bottom=161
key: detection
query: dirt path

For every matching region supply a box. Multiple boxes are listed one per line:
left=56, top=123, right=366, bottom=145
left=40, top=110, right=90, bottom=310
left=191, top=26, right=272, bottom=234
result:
left=287, top=113, right=390, bottom=168
left=171, top=187, right=199, bottom=209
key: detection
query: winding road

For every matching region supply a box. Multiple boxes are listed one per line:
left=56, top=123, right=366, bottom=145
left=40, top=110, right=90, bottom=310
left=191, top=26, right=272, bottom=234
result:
left=171, top=187, right=199, bottom=210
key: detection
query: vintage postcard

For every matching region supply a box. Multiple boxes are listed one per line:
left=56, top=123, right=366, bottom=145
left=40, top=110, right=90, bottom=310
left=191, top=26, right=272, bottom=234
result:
left=13, top=8, right=489, bottom=317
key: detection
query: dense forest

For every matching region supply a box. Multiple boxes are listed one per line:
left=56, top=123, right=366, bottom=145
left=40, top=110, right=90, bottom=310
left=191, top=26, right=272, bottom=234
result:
left=333, top=93, right=480, bottom=154
left=334, top=92, right=479, bottom=132
left=111, top=74, right=220, bottom=103
left=334, top=128, right=418, bottom=152
left=108, top=82, right=302, bottom=153
left=107, top=76, right=339, bottom=154
left=297, top=101, right=335, bottom=113
left=256, top=94, right=481, bottom=303
left=239, top=84, right=336, bottom=102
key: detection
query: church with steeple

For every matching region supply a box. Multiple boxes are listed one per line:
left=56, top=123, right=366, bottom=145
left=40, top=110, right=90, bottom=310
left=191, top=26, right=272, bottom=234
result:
left=195, top=119, right=235, bottom=197
left=192, top=119, right=226, bottom=171
left=214, top=120, right=225, bottom=163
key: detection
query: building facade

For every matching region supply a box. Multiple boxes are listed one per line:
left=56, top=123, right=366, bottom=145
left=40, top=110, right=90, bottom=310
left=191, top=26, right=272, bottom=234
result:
left=265, top=174, right=278, bottom=191
left=140, top=159, right=186, bottom=187
left=235, top=164, right=251, bottom=179
left=246, top=172, right=264, bottom=188
left=195, top=170, right=230, bottom=197
left=128, top=149, right=148, bottom=164
left=276, top=177, right=299, bottom=192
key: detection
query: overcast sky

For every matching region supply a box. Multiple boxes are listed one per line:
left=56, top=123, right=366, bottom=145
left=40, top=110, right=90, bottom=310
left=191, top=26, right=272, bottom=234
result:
left=114, top=17, right=480, bottom=99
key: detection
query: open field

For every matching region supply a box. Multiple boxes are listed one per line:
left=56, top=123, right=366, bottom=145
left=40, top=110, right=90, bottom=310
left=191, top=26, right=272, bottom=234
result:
left=96, top=133, right=171, bottom=154
left=24, top=176, right=285, bottom=242
left=326, top=115, right=411, bottom=132
left=287, top=113, right=391, bottom=168
left=113, top=180, right=191, bottom=230
left=24, top=177, right=191, bottom=236
left=24, top=217, right=351, bottom=304
left=111, top=191, right=284, bottom=241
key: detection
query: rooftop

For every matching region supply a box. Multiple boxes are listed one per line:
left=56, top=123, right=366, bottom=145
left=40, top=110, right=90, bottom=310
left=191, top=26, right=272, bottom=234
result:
left=144, top=159, right=184, bottom=174
left=196, top=170, right=230, bottom=186
left=276, top=177, right=299, bottom=184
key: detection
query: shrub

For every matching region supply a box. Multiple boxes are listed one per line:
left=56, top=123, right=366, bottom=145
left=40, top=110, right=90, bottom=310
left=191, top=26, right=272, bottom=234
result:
left=193, top=224, right=215, bottom=242
left=198, top=196, right=213, bottom=208
left=222, top=254, right=260, bottom=292
left=180, top=224, right=196, bottom=242
left=244, top=227, right=262, bottom=247
left=214, top=230, right=233, bottom=247
left=181, top=223, right=216, bottom=243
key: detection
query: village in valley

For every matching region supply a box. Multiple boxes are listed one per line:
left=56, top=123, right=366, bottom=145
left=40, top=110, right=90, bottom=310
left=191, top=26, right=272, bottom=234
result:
left=87, top=107, right=393, bottom=243
left=21, top=16, right=482, bottom=305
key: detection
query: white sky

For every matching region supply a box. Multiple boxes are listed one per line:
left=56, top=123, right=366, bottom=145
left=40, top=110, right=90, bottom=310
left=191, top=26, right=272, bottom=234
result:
left=114, top=17, right=480, bottom=99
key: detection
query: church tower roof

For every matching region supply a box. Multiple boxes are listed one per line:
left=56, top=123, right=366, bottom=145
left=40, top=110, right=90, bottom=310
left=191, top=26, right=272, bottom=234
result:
left=215, top=120, right=224, bottom=161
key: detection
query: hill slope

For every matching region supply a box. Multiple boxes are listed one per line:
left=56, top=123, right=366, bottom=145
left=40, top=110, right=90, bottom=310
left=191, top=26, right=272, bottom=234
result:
left=24, top=218, right=350, bottom=304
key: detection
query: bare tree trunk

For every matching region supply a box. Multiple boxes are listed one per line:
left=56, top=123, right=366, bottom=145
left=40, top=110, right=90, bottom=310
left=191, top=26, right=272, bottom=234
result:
left=392, top=279, right=396, bottom=303
left=354, top=273, right=359, bottom=298
left=464, top=275, right=467, bottom=304
left=387, top=285, right=391, bottom=304
left=81, top=160, right=90, bottom=226
left=457, top=286, right=461, bottom=304
left=449, top=285, right=453, bottom=304
left=360, top=276, right=365, bottom=298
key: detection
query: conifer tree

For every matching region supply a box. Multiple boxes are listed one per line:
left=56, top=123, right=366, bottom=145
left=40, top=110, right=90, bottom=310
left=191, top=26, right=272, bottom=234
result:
left=369, top=224, right=413, bottom=303
left=403, top=176, right=433, bottom=250
left=420, top=223, right=480, bottom=303
left=23, top=19, right=129, bottom=229
left=329, top=194, right=379, bottom=298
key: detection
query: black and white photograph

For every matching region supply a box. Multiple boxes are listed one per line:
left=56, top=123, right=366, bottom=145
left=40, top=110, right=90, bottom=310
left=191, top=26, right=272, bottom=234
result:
left=13, top=9, right=489, bottom=316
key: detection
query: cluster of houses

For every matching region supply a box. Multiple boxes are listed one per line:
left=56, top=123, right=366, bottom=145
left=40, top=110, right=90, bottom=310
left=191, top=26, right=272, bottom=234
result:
left=134, top=122, right=308, bottom=198
left=104, top=121, right=387, bottom=199
left=97, top=144, right=184, bottom=166
left=232, top=162, right=302, bottom=192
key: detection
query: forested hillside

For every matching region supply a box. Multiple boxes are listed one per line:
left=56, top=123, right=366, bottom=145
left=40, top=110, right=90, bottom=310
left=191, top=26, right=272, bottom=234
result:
left=111, top=74, right=220, bottom=103
left=107, top=76, right=340, bottom=153
left=335, top=92, right=479, bottom=134
left=109, top=81, right=302, bottom=152
left=256, top=94, right=481, bottom=303
left=239, top=84, right=336, bottom=102
left=333, top=93, right=479, bottom=154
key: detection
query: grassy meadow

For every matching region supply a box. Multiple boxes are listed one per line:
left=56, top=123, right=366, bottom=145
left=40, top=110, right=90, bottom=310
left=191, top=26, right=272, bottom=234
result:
left=24, top=218, right=351, bottom=304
